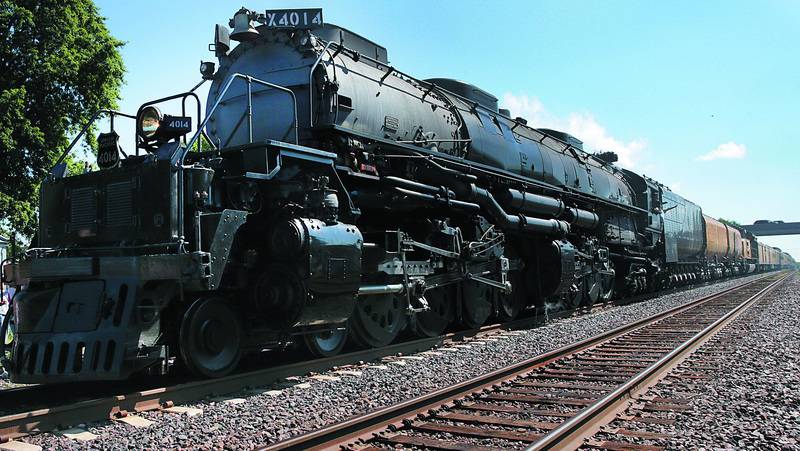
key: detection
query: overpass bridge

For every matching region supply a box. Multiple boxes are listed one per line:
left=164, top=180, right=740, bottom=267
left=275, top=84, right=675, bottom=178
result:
left=740, top=221, right=800, bottom=236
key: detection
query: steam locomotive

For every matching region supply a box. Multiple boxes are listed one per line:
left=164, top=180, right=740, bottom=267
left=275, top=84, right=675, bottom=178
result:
left=1, top=7, right=794, bottom=384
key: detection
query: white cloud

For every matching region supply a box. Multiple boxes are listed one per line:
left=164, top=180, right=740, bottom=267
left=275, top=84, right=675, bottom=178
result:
left=501, top=92, right=646, bottom=168
left=696, top=142, right=747, bottom=161
left=502, top=94, right=547, bottom=123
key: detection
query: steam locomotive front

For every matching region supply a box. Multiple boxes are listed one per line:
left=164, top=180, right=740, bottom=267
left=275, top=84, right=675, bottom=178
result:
left=0, top=7, right=369, bottom=384
left=3, top=117, right=210, bottom=382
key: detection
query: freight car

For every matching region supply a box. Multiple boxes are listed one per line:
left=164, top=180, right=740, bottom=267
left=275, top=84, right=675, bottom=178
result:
left=702, top=215, right=744, bottom=277
left=0, top=7, right=792, bottom=383
left=781, top=251, right=797, bottom=269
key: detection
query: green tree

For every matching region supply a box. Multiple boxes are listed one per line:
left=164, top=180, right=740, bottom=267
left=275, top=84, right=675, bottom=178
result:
left=718, top=218, right=742, bottom=228
left=0, top=0, right=124, bottom=240
left=190, top=133, right=214, bottom=153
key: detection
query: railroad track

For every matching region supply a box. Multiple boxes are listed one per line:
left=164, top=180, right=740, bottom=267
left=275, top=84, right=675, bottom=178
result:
left=260, top=271, right=790, bottom=451
left=0, top=272, right=769, bottom=442
left=0, top=300, right=607, bottom=441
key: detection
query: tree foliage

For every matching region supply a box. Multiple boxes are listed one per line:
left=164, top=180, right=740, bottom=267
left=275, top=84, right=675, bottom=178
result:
left=0, top=0, right=124, bottom=239
left=190, top=133, right=214, bottom=153
left=718, top=218, right=742, bottom=228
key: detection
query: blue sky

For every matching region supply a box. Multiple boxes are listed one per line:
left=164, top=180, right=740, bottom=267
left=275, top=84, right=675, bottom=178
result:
left=95, top=0, right=799, bottom=256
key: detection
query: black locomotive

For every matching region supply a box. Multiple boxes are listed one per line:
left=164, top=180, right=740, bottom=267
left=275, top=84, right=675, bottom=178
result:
left=1, top=7, right=793, bottom=383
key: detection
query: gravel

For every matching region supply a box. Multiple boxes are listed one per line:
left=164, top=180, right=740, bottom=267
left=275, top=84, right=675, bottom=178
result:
left=653, top=273, right=800, bottom=450
left=586, top=272, right=800, bottom=450
left=18, top=274, right=772, bottom=450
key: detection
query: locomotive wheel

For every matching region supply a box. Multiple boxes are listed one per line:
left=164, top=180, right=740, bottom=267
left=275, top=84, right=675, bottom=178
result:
left=497, top=291, right=524, bottom=321
left=179, top=297, right=243, bottom=378
left=410, top=285, right=454, bottom=337
left=496, top=272, right=525, bottom=321
left=349, top=294, right=406, bottom=348
left=461, top=281, right=493, bottom=329
left=303, top=326, right=348, bottom=358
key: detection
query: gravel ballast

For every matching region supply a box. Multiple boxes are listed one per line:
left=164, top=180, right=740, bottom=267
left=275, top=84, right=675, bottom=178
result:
left=17, top=274, right=777, bottom=450
left=585, top=272, right=800, bottom=450
left=656, top=273, right=800, bottom=450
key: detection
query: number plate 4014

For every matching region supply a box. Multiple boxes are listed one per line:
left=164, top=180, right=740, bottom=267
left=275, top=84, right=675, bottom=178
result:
left=264, top=9, right=323, bottom=29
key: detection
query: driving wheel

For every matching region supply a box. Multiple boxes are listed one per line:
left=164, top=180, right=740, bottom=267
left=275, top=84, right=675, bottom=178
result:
left=410, top=285, right=455, bottom=337
left=304, top=326, right=348, bottom=358
left=461, top=281, right=493, bottom=329
left=349, top=294, right=406, bottom=348
left=179, top=297, right=243, bottom=378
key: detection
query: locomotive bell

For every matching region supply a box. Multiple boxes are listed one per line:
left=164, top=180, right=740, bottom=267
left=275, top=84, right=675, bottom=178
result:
left=230, top=8, right=259, bottom=42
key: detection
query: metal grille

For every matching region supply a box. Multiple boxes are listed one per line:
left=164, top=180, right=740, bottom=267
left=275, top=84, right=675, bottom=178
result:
left=70, top=187, right=96, bottom=230
left=105, top=180, right=133, bottom=227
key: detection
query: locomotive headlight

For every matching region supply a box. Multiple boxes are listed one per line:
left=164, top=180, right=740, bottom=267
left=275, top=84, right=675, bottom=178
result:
left=200, top=61, right=216, bottom=80
left=138, top=106, right=162, bottom=139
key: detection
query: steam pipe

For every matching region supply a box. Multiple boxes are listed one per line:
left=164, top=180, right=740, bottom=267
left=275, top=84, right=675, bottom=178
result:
left=393, top=187, right=480, bottom=212
left=358, top=284, right=404, bottom=296
left=564, top=207, right=600, bottom=229
left=383, top=176, right=455, bottom=198
left=470, top=185, right=570, bottom=236
left=498, top=188, right=565, bottom=217
left=608, top=252, right=649, bottom=264
left=499, top=188, right=599, bottom=229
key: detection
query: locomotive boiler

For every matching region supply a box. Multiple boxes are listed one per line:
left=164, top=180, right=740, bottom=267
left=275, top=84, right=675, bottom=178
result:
left=1, top=7, right=792, bottom=384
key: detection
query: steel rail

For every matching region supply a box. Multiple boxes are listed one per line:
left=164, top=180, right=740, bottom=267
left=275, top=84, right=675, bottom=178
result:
left=257, top=272, right=782, bottom=451
left=526, top=271, right=790, bottom=450
left=0, top=315, right=535, bottom=441
left=0, top=272, right=771, bottom=442
left=0, top=274, right=696, bottom=426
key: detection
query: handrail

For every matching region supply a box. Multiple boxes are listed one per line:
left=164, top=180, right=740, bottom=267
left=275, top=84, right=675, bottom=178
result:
left=182, top=73, right=299, bottom=165
left=308, top=40, right=334, bottom=128
left=52, top=109, right=137, bottom=170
